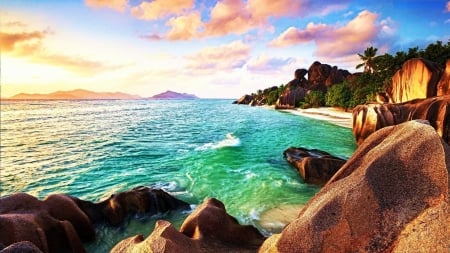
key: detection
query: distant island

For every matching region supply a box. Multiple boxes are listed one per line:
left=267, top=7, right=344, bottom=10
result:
left=7, top=89, right=142, bottom=100
left=151, top=90, right=198, bottom=99
left=5, top=89, right=199, bottom=100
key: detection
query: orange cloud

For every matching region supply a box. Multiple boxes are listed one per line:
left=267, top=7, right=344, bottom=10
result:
left=185, top=40, right=250, bottom=72
left=0, top=31, right=46, bottom=55
left=247, top=0, right=303, bottom=18
left=131, top=0, right=194, bottom=20
left=204, top=0, right=260, bottom=36
left=270, top=10, right=381, bottom=57
left=84, top=0, right=128, bottom=12
left=447, top=1, right=450, bottom=12
left=166, top=12, right=203, bottom=40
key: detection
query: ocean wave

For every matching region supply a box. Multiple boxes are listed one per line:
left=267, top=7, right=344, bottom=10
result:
left=195, top=133, right=241, bottom=151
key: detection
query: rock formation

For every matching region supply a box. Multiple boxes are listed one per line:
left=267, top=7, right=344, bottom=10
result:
left=0, top=193, right=92, bottom=253
left=260, top=120, right=450, bottom=252
left=233, top=94, right=254, bottom=105
left=0, top=187, right=190, bottom=253
left=111, top=198, right=265, bottom=253
left=283, top=147, right=346, bottom=185
left=71, top=186, right=190, bottom=225
left=0, top=241, right=44, bottom=253
left=437, top=59, right=450, bottom=96
left=352, top=95, right=450, bottom=145
left=387, top=58, right=443, bottom=103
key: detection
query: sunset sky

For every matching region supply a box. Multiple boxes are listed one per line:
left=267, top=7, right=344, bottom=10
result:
left=1, top=0, right=449, bottom=98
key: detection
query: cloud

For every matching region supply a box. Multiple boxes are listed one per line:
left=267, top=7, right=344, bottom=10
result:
left=1, top=29, right=116, bottom=75
left=270, top=10, right=383, bottom=58
left=204, top=0, right=261, bottom=36
left=0, top=30, right=47, bottom=55
left=185, top=40, right=250, bottom=73
left=84, top=0, right=128, bottom=12
left=131, top=0, right=194, bottom=20
left=166, top=12, right=203, bottom=40
left=447, top=1, right=450, bottom=12
left=247, top=54, right=296, bottom=73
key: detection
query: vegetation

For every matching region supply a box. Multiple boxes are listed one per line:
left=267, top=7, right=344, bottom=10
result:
left=244, top=39, right=449, bottom=109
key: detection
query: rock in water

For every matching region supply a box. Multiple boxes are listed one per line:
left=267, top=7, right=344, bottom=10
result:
left=352, top=95, right=450, bottom=145
left=387, top=58, right=443, bottom=103
left=259, top=120, right=450, bottom=253
left=71, top=186, right=190, bottom=225
left=283, top=147, right=346, bottom=185
left=0, top=241, right=44, bottom=253
left=112, top=198, right=266, bottom=253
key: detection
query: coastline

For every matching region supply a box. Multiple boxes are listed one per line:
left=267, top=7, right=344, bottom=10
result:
left=278, top=106, right=353, bottom=128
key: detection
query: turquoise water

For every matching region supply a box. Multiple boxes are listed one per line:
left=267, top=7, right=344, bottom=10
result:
left=0, top=99, right=356, bottom=252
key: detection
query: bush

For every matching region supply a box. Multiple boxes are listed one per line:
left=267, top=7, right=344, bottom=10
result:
left=304, top=90, right=325, bottom=108
left=267, top=90, right=279, bottom=105
left=325, top=83, right=352, bottom=108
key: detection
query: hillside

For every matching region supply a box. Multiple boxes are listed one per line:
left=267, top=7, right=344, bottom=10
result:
left=151, top=90, right=198, bottom=99
left=8, top=89, right=142, bottom=100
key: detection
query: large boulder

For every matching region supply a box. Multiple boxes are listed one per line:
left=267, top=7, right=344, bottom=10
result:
left=112, top=198, right=265, bottom=253
left=387, top=58, right=443, bottom=103
left=260, top=120, right=450, bottom=252
left=71, top=186, right=190, bottom=225
left=233, top=94, right=254, bottom=105
left=0, top=241, right=43, bottom=253
left=437, top=59, right=450, bottom=96
left=276, top=69, right=308, bottom=108
left=352, top=95, right=450, bottom=145
left=283, top=147, right=346, bottom=185
left=0, top=193, right=91, bottom=253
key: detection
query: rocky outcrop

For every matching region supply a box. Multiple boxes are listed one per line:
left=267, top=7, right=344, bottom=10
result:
left=0, top=193, right=93, bottom=253
left=283, top=147, right=346, bottom=185
left=437, top=59, right=450, bottom=96
left=260, top=120, right=450, bottom=252
left=111, top=198, right=265, bottom=253
left=387, top=58, right=443, bottom=103
left=0, top=187, right=190, bottom=253
left=352, top=95, right=450, bottom=145
left=233, top=94, right=254, bottom=104
left=0, top=241, right=44, bottom=253
left=71, top=186, right=190, bottom=225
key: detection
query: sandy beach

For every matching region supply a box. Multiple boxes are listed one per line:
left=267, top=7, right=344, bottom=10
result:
left=280, top=107, right=353, bottom=128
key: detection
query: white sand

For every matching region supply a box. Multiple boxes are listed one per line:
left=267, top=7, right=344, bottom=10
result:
left=281, top=107, right=353, bottom=128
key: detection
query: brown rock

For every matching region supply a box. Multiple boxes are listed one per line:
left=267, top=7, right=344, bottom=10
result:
left=233, top=95, right=254, bottom=105
left=111, top=198, right=265, bottom=253
left=0, top=241, right=43, bottom=253
left=72, top=186, right=190, bottom=225
left=437, top=59, right=450, bottom=96
left=387, top=58, right=443, bottom=103
left=111, top=220, right=197, bottom=253
left=0, top=193, right=88, bottom=253
left=352, top=95, right=450, bottom=145
left=260, top=120, right=450, bottom=253
left=283, top=147, right=346, bottom=185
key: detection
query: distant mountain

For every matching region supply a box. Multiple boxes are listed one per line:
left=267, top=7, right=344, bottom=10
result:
left=8, top=89, right=142, bottom=100
left=151, top=90, right=198, bottom=99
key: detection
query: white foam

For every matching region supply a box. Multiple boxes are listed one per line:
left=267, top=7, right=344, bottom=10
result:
left=195, top=133, right=241, bottom=151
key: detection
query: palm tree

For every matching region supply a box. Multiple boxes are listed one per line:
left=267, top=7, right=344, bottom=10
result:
left=356, top=46, right=378, bottom=73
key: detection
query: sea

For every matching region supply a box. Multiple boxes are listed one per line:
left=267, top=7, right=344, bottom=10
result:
left=0, top=99, right=357, bottom=252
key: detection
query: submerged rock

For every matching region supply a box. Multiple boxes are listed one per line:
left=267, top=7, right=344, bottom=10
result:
left=283, top=147, right=346, bottom=185
left=260, top=120, right=450, bottom=252
left=352, top=95, right=450, bottom=145
left=112, top=198, right=266, bottom=253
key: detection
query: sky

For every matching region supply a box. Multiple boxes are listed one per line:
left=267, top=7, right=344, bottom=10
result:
left=1, top=0, right=449, bottom=98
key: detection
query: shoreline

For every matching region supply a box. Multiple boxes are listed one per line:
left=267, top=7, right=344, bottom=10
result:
left=269, top=106, right=353, bottom=128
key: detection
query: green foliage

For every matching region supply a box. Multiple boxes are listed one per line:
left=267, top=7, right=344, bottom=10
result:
left=325, top=83, right=352, bottom=108
left=267, top=90, right=279, bottom=105
left=305, top=90, right=325, bottom=108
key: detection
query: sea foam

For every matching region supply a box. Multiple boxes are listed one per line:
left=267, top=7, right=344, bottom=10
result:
left=196, top=133, right=241, bottom=151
